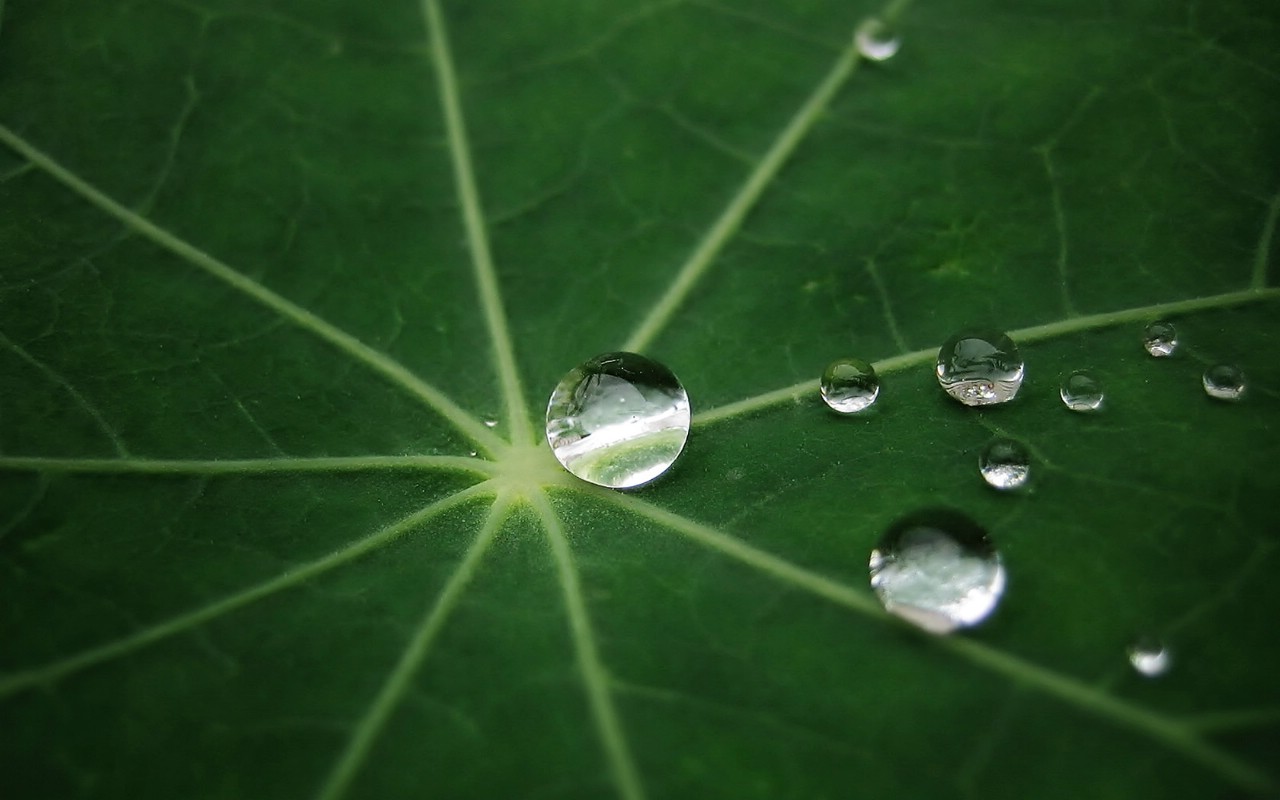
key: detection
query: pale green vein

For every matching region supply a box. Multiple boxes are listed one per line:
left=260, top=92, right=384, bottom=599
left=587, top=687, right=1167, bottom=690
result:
left=1253, top=185, right=1280, bottom=289
left=0, top=330, right=129, bottom=457
left=422, top=0, right=534, bottom=447
left=314, top=493, right=512, bottom=800
left=1184, top=706, right=1280, bottom=734
left=590, top=489, right=1272, bottom=792
left=1036, top=147, right=1076, bottom=316
left=620, top=3, right=891, bottom=354
left=0, top=454, right=495, bottom=477
left=530, top=490, right=646, bottom=800
left=0, top=483, right=492, bottom=699
left=864, top=257, right=909, bottom=353
left=0, top=124, right=506, bottom=457
left=695, top=286, right=1280, bottom=426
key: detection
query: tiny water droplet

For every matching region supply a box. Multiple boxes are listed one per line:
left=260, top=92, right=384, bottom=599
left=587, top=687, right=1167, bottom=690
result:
left=484, top=418, right=498, bottom=428
left=1142, top=320, right=1178, bottom=357
left=1203, top=364, right=1245, bottom=401
left=869, top=509, right=1006, bottom=634
left=468, top=450, right=478, bottom=457
left=820, top=358, right=880, bottom=413
left=545, top=352, right=691, bottom=489
left=979, top=438, right=1030, bottom=490
left=1060, top=370, right=1104, bottom=412
left=1127, top=637, right=1172, bottom=677
left=854, top=17, right=901, bottom=61
left=935, top=329, right=1024, bottom=406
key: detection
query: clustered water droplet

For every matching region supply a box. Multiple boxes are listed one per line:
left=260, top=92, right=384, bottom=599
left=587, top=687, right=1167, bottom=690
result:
left=1203, top=363, right=1246, bottom=401
left=979, top=438, right=1030, bottom=490
left=936, top=329, right=1025, bottom=406
left=1142, top=320, right=1178, bottom=357
left=820, top=358, right=880, bottom=413
left=1127, top=637, right=1172, bottom=677
left=854, top=17, right=901, bottom=62
left=1059, top=369, right=1104, bottom=412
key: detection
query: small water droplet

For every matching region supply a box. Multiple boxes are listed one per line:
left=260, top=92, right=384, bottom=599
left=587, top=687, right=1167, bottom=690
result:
left=935, top=329, right=1024, bottom=406
left=1127, top=637, right=1172, bottom=677
left=484, top=418, right=498, bottom=428
left=1203, top=364, right=1245, bottom=401
left=1060, top=370, right=1104, bottom=412
left=869, top=509, right=1006, bottom=634
left=979, top=438, right=1030, bottom=490
left=467, top=450, right=478, bottom=457
left=854, top=17, right=901, bottom=61
left=545, top=352, right=691, bottom=489
left=1142, top=320, right=1178, bottom=357
left=820, top=358, right=880, bottom=413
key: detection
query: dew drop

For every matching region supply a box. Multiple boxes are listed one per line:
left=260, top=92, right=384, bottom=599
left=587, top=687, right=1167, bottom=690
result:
left=820, top=358, right=880, bottom=414
left=869, top=509, right=1006, bottom=634
left=979, top=438, right=1030, bottom=490
left=1127, top=637, right=1172, bottom=677
left=467, top=450, right=478, bottom=458
left=1142, top=320, right=1178, bottom=357
left=935, top=329, right=1024, bottom=406
left=483, top=418, right=498, bottom=428
left=545, top=352, right=691, bottom=489
left=1203, top=364, right=1246, bottom=401
left=854, top=17, right=901, bottom=61
left=1059, top=370, right=1104, bottom=412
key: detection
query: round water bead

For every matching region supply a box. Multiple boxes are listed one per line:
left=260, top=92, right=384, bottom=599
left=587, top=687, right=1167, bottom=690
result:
left=979, top=438, right=1030, bottom=490
left=1142, top=320, right=1178, bottom=357
left=820, top=358, right=880, bottom=413
left=545, top=352, right=691, bottom=489
left=1060, top=370, right=1104, bottom=412
left=1127, top=637, right=1172, bottom=677
left=869, top=509, right=1006, bottom=634
left=1203, top=364, right=1246, bottom=401
left=935, top=329, right=1025, bottom=406
left=854, top=17, right=901, bottom=61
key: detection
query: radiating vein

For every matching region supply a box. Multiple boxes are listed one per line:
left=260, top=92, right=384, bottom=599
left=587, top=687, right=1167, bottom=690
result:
left=0, top=124, right=506, bottom=457
left=314, top=493, right=513, bottom=800
left=1253, top=185, right=1280, bottom=288
left=0, top=484, right=492, bottom=699
left=620, top=5, right=890, bottom=354
left=586, top=489, right=1273, bottom=792
left=0, top=454, right=495, bottom=477
left=695, top=286, right=1280, bottom=426
left=530, top=490, right=646, bottom=800
left=421, top=0, right=534, bottom=446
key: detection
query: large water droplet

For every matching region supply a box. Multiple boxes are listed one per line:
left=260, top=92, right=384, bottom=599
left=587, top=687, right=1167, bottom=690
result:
left=545, top=352, right=691, bottom=489
left=854, top=17, right=901, bottom=61
left=1142, top=321, right=1178, bottom=357
left=935, top=330, right=1024, bottom=406
left=820, top=358, right=880, bottom=413
left=869, top=509, right=1006, bottom=634
left=1203, top=364, right=1245, bottom=401
left=1060, top=370, right=1104, bottom=412
left=979, top=438, right=1030, bottom=490
left=1127, top=637, right=1172, bottom=677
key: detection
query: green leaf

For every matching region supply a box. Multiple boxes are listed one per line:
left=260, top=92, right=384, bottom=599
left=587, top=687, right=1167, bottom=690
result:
left=2, top=0, right=1279, bottom=798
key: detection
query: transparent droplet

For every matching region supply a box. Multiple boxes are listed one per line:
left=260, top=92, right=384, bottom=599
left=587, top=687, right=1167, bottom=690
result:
left=1127, top=637, right=1172, bottom=677
left=1060, top=370, right=1104, bottom=412
left=869, top=509, right=1006, bottom=634
left=979, top=438, right=1030, bottom=490
left=483, top=418, right=498, bottom=428
left=935, top=329, right=1025, bottom=406
left=545, top=352, right=691, bottom=489
left=820, top=358, right=880, bottom=414
left=467, top=450, right=478, bottom=458
left=1203, top=364, right=1245, bottom=401
left=854, top=17, right=901, bottom=61
left=1142, top=321, right=1178, bottom=357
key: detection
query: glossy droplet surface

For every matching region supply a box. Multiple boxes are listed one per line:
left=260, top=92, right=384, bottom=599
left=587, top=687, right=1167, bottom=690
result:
left=1203, top=364, right=1246, bottom=401
left=869, top=510, right=1006, bottom=634
left=1060, top=370, right=1104, bottom=412
left=1143, top=321, right=1178, bottom=357
left=483, top=418, right=498, bottom=428
left=820, top=358, right=880, bottom=413
left=935, top=329, right=1024, bottom=406
left=545, top=352, right=691, bottom=489
left=979, top=438, right=1030, bottom=490
left=1128, top=637, right=1172, bottom=677
left=854, top=17, right=901, bottom=61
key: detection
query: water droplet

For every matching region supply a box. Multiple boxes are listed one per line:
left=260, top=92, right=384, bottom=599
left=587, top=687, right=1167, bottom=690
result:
left=935, top=329, right=1024, bottom=406
left=483, top=418, right=498, bottom=428
left=1127, top=637, right=1172, bottom=677
left=820, top=358, right=880, bottom=413
left=1142, top=320, right=1178, bottom=357
left=467, top=450, right=478, bottom=457
left=545, top=352, right=691, bottom=489
left=854, top=17, right=901, bottom=61
left=1203, top=364, right=1245, bottom=401
left=1059, top=370, right=1104, bottom=412
left=869, top=509, right=1006, bottom=634
left=979, top=438, right=1030, bottom=490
